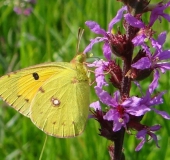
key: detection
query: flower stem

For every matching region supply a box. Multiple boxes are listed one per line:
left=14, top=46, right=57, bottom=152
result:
left=113, top=25, right=133, bottom=159
left=113, top=128, right=125, bottom=160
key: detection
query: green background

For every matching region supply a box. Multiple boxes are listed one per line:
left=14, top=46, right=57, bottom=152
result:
left=0, top=0, right=170, bottom=160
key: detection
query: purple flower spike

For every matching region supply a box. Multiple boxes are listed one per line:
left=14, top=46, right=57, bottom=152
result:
left=84, top=0, right=170, bottom=153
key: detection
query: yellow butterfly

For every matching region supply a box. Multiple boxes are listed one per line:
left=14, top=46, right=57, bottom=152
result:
left=0, top=29, right=90, bottom=138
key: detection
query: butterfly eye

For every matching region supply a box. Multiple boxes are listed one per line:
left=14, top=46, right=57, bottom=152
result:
left=32, top=72, right=39, bottom=80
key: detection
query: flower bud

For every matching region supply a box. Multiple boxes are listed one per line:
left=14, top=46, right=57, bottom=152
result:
left=104, top=60, right=122, bottom=89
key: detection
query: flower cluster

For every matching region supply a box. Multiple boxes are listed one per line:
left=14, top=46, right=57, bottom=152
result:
left=85, top=1, right=170, bottom=152
left=13, top=0, right=36, bottom=16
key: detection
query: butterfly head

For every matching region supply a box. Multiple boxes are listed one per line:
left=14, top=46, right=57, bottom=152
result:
left=71, top=53, right=86, bottom=64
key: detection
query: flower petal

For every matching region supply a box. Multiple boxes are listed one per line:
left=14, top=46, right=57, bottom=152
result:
left=136, top=129, right=147, bottom=138
left=108, top=6, right=127, bottom=32
left=103, top=109, right=115, bottom=121
left=156, top=62, right=170, bottom=73
left=84, top=37, right=106, bottom=53
left=103, top=42, right=112, bottom=60
left=157, top=50, right=170, bottom=60
left=150, top=125, right=161, bottom=131
left=157, top=31, right=167, bottom=46
left=149, top=92, right=165, bottom=106
left=95, top=87, right=117, bottom=107
left=124, top=13, right=145, bottom=28
left=90, top=101, right=101, bottom=111
left=85, top=21, right=107, bottom=35
left=148, top=70, right=159, bottom=94
left=150, top=132, right=160, bottom=148
left=113, top=118, right=123, bottom=132
left=122, top=96, right=141, bottom=107
left=131, top=57, right=151, bottom=69
left=126, top=104, right=150, bottom=116
left=132, top=34, right=147, bottom=46
left=135, top=138, right=146, bottom=151
left=152, top=108, right=170, bottom=119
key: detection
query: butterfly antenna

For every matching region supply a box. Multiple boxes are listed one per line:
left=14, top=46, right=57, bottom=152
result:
left=39, top=135, right=48, bottom=160
left=76, top=28, right=84, bottom=54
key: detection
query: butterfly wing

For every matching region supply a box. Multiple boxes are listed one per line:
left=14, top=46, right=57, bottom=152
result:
left=30, top=67, right=90, bottom=138
left=0, top=62, right=72, bottom=117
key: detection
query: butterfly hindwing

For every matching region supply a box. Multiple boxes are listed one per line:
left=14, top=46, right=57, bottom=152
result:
left=30, top=68, right=90, bottom=137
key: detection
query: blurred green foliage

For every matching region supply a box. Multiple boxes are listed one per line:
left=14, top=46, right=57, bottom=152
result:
left=0, top=0, right=170, bottom=160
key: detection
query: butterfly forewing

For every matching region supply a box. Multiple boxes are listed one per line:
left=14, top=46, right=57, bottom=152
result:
left=0, top=62, right=72, bottom=117
left=30, top=65, right=90, bottom=137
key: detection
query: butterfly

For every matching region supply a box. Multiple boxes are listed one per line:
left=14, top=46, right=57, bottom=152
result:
left=0, top=29, right=90, bottom=138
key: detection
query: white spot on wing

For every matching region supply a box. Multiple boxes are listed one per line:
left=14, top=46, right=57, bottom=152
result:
left=51, top=97, right=60, bottom=106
